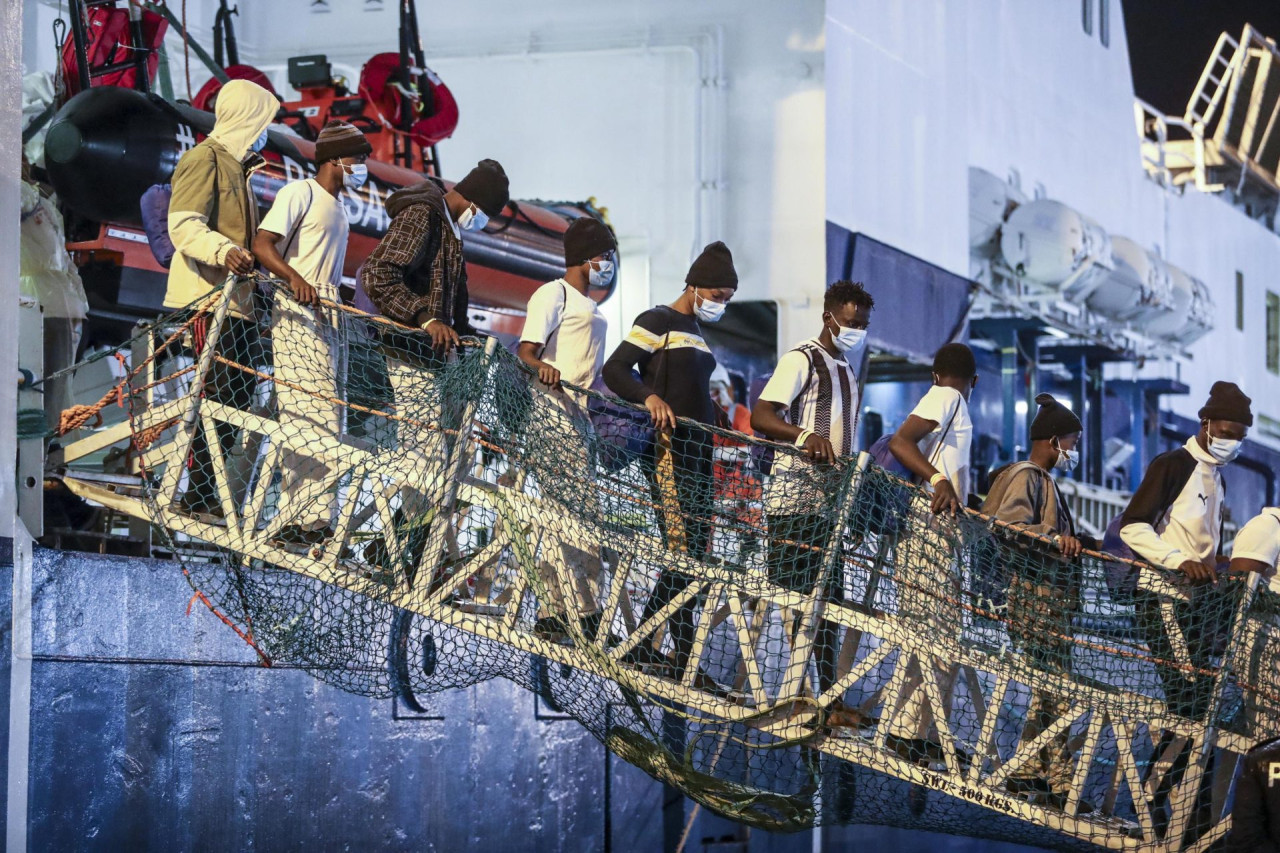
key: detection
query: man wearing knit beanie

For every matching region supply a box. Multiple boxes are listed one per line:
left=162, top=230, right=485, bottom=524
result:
left=519, top=216, right=617, bottom=391
left=600, top=241, right=739, bottom=687
left=1119, top=379, right=1251, bottom=835
left=363, top=157, right=511, bottom=352
left=454, top=158, right=510, bottom=220
left=251, top=119, right=370, bottom=546
left=982, top=393, right=1095, bottom=810
left=517, top=214, right=617, bottom=643
left=313, top=119, right=374, bottom=166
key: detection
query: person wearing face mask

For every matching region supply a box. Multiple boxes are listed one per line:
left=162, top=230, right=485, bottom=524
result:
left=1119, top=381, right=1251, bottom=841
left=750, top=280, right=875, bottom=731
left=882, top=343, right=977, bottom=766
left=1120, top=381, right=1251, bottom=586
left=358, top=158, right=509, bottom=534
left=252, top=120, right=371, bottom=547
left=164, top=78, right=279, bottom=522
left=981, top=393, right=1097, bottom=810
left=361, top=158, right=509, bottom=353
left=515, top=215, right=616, bottom=642
left=602, top=241, right=738, bottom=686
left=517, top=216, right=616, bottom=398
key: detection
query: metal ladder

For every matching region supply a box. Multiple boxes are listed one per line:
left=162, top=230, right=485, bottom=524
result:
left=1184, top=30, right=1243, bottom=131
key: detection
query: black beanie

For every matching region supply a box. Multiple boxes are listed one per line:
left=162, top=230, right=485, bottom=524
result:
left=1030, top=393, right=1083, bottom=440
left=563, top=217, right=616, bottom=266
left=454, top=159, right=510, bottom=217
left=685, top=241, right=738, bottom=290
left=1198, top=381, right=1253, bottom=426
left=314, top=120, right=372, bottom=163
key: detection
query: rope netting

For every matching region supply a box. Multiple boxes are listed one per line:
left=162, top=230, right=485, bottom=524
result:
left=59, top=274, right=1280, bottom=849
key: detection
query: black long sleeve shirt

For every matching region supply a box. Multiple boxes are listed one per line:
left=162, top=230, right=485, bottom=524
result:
left=602, top=306, right=718, bottom=425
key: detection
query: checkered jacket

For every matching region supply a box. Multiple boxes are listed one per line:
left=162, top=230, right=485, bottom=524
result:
left=361, top=180, right=475, bottom=334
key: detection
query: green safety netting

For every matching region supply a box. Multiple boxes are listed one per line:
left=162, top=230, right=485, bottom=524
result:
left=51, top=274, right=1280, bottom=850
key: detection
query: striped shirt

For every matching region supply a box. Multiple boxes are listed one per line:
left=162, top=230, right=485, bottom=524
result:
left=758, top=340, right=860, bottom=515
left=601, top=306, right=718, bottom=424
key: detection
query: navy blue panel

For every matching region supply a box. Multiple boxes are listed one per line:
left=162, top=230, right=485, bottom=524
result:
left=827, top=225, right=973, bottom=364
left=826, top=220, right=855, bottom=282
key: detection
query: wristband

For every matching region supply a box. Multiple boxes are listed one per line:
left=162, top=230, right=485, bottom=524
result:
left=421, top=318, right=441, bottom=330
left=929, top=472, right=947, bottom=487
left=795, top=429, right=814, bottom=448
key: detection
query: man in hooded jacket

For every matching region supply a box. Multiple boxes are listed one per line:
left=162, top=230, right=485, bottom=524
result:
left=356, top=161, right=509, bottom=569
left=165, top=78, right=278, bottom=520
left=982, top=393, right=1095, bottom=810
left=361, top=159, right=509, bottom=353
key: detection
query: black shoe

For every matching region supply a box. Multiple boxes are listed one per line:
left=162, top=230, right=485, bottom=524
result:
left=271, top=524, right=330, bottom=548
left=534, top=615, right=572, bottom=643
left=621, top=644, right=679, bottom=678
left=177, top=497, right=226, bottom=526
left=577, top=612, right=602, bottom=640
left=885, top=735, right=944, bottom=765
left=1005, top=776, right=1051, bottom=796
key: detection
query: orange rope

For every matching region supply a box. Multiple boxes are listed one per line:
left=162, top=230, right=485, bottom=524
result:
left=184, top=580, right=273, bottom=667
left=57, top=296, right=212, bottom=435
left=116, top=286, right=1273, bottom=708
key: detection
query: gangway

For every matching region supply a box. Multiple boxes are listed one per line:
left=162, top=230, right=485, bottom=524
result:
left=46, top=276, right=1280, bottom=852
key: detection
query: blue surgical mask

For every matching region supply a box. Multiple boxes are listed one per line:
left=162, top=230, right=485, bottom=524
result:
left=694, top=291, right=726, bottom=323
left=1208, top=435, right=1242, bottom=464
left=588, top=258, right=615, bottom=289
left=251, top=129, right=269, bottom=153
left=457, top=205, right=488, bottom=232
left=1055, top=446, right=1080, bottom=472
left=343, top=163, right=368, bottom=190
left=828, top=317, right=867, bottom=354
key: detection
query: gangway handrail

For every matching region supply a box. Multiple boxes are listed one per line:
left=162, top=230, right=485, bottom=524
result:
left=46, top=276, right=1279, bottom=851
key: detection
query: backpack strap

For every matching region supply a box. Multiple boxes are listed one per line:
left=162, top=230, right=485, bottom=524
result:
left=281, top=182, right=316, bottom=259
left=535, top=281, right=569, bottom=360
left=785, top=344, right=818, bottom=424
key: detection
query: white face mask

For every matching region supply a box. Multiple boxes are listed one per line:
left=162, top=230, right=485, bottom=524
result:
left=457, top=205, right=488, bottom=232
left=1208, top=434, right=1242, bottom=464
left=828, top=317, right=867, bottom=354
left=1054, top=445, right=1080, bottom=473
left=342, top=163, right=368, bottom=190
left=694, top=291, right=726, bottom=323
left=588, top=258, right=615, bottom=289
left=251, top=129, right=269, bottom=153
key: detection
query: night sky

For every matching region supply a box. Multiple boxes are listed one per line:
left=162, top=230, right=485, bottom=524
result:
left=1123, top=0, right=1280, bottom=116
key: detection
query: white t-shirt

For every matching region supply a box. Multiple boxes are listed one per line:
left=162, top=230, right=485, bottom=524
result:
left=909, top=385, right=972, bottom=499
left=758, top=340, right=860, bottom=516
left=520, top=279, right=608, bottom=390
left=259, top=179, right=349, bottom=297
left=1231, top=508, right=1280, bottom=589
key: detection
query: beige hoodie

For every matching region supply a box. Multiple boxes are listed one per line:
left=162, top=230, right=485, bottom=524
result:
left=164, top=79, right=278, bottom=317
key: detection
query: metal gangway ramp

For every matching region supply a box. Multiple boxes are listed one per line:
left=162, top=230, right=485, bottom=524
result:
left=51, top=277, right=1280, bottom=852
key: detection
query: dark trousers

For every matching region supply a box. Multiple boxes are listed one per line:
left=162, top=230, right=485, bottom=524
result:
left=1134, top=584, right=1242, bottom=836
left=1133, top=586, right=1238, bottom=720
left=184, top=314, right=261, bottom=510
left=639, top=427, right=714, bottom=679
left=767, top=513, right=844, bottom=693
